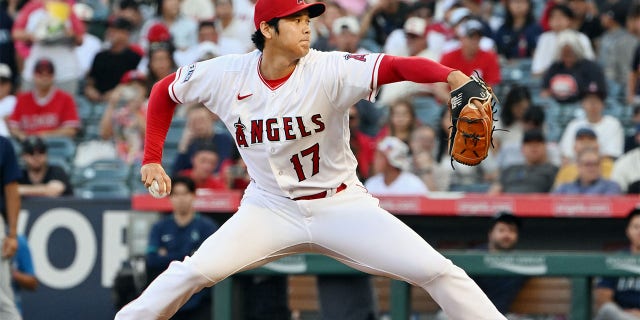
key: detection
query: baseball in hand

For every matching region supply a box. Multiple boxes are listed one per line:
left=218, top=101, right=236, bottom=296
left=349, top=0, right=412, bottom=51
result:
left=148, top=180, right=169, bottom=199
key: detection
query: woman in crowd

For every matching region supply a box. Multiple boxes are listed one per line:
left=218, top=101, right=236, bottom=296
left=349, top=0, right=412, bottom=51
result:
left=494, top=85, right=532, bottom=150
left=494, top=0, right=542, bottom=60
left=376, top=99, right=421, bottom=146
left=145, top=41, right=177, bottom=94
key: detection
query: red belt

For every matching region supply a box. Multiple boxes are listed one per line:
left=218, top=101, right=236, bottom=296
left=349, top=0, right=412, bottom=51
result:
left=292, top=183, right=347, bottom=201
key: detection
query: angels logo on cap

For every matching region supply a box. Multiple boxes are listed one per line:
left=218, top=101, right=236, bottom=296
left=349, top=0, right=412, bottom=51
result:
left=253, top=0, right=326, bottom=30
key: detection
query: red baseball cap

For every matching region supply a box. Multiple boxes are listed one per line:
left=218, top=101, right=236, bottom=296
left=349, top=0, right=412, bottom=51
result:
left=253, top=0, right=325, bottom=30
left=120, top=70, right=147, bottom=84
left=147, top=23, right=171, bottom=43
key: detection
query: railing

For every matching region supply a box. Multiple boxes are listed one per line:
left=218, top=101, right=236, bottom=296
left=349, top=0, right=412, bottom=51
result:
left=132, top=193, right=640, bottom=218
left=213, top=252, right=640, bottom=320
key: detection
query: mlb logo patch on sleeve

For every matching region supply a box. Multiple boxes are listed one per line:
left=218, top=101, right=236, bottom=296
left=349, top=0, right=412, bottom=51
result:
left=182, top=64, right=196, bottom=83
left=344, top=54, right=367, bottom=62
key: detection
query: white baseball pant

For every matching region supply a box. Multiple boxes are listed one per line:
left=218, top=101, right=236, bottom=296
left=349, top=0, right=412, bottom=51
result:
left=115, top=182, right=506, bottom=320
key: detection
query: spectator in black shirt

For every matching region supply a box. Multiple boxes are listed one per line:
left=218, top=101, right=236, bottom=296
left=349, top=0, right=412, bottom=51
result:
left=568, top=0, right=604, bottom=44
left=84, top=17, right=143, bottom=103
left=473, top=212, right=528, bottom=315
left=541, top=29, right=606, bottom=103
left=359, top=0, right=411, bottom=49
left=17, top=137, right=73, bottom=197
left=494, top=0, right=543, bottom=60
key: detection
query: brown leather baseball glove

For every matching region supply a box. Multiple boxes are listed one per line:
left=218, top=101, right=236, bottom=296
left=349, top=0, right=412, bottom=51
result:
left=448, top=75, right=496, bottom=167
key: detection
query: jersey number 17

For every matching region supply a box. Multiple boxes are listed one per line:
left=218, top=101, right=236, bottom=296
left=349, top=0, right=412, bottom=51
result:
left=290, top=143, right=320, bottom=182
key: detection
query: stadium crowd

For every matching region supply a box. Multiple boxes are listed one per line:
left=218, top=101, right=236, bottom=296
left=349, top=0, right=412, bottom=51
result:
left=0, top=0, right=639, bottom=197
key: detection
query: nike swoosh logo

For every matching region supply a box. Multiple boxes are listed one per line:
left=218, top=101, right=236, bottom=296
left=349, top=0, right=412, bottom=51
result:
left=237, top=93, right=253, bottom=100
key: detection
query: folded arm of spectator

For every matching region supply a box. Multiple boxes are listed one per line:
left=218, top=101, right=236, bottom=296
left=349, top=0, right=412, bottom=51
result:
left=18, top=180, right=66, bottom=197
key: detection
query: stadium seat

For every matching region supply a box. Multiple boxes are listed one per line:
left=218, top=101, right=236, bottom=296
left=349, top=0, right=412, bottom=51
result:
left=75, top=95, right=94, bottom=121
left=9, top=137, right=21, bottom=155
left=48, top=155, right=72, bottom=174
left=165, top=119, right=186, bottom=148
left=127, top=163, right=148, bottom=194
left=500, top=58, right=533, bottom=85
left=81, top=123, right=101, bottom=141
left=71, top=158, right=131, bottom=186
left=606, top=79, right=623, bottom=100
left=411, top=96, right=443, bottom=128
left=604, top=98, right=625, bottom=119
left=42, top=136, right=76, bottom=161
left=161, top=147, right=179, bottom=170
left=89, top=102, right=108, bottom=122
left=75, top=181, right=131, bottom=199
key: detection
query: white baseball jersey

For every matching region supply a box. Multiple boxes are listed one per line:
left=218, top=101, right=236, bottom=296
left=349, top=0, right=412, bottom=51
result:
left=169, top=49, right=383, bottom=198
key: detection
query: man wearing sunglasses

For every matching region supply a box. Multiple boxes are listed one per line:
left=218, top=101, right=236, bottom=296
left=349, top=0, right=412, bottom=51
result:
left=17, top=137, right=73, bottom=197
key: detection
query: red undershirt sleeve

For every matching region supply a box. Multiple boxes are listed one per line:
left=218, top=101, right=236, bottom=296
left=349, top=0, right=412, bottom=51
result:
left=142, top=73, right=178, bottom=165
left=377, top=55, right=455, bottom=86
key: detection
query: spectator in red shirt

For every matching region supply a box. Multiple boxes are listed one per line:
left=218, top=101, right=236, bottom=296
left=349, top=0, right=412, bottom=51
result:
left=178, top=141, right=227, bottom=191
left=443, top=19, right=501, bottom=84
left=435, top=19, right=501, bottom=102
left=8, top=59, right=80, bottom=141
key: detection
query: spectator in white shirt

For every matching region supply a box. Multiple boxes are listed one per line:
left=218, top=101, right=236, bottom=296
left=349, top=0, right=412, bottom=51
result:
left=559, top=83, right=624, bottom=161
left=214, top=0, right=254, bottom=52
left=611, top=125, right=640, bottom=194
left=365, top=136, right=429, bottom=195
left=173, top=20, right=246, bottom=66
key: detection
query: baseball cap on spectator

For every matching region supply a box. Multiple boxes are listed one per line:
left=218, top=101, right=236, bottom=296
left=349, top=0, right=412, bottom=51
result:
left=120, top=70, right=146, bottom=84
left=582, top=81, right=607, bottom=100
left=253, top=0, right=325, bottom=30
left=575, top=127, right=597, bottom=140
left=109, top=16, right=134, bottom=31
left=0, top=63, right=11, bottom=81
left=404, top=17, right=428, bottom=37
left=522, top=128, right=545, bottom=143
left=147, top=23, right=171, bottom=43
left=448, top=7, right=471, bottom=26
left=602, top=1, right=627, bottom=26
left=332, top=16, right=360, bottom=35
left=34, top=58, right=55, bottom=74
left=377, top=136, right=410, bottom=171
left=456, top=19, right=483, bottom=38
left=22, top=137, right=48, bottom=154
left=492, top=210, right=522, bottom=231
